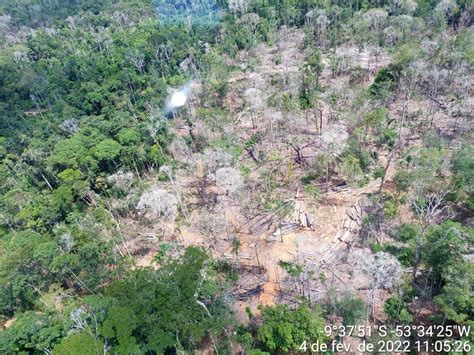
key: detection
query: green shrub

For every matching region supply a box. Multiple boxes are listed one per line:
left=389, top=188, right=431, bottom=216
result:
left=395, top=224, right=420, bottom=243
left=383, top=197, right=398, bottom=219
left=384, top=296, right=413, bottom=324
left=337, top=294, right=366, bottom=325
left=304, top=184, right=320, bottom=201
left=301, top=173, right=318, bottom=185
left=369, top=63, right=403, bottom=99
left=383, top=245, right=415, bottom=266
left=373, top=166, right=385, bottom=179
left=279, top=261, right=303, bottom=276
left=394, top=170, right=411, bottom=191
left=257, top=304, right=326, bottom=353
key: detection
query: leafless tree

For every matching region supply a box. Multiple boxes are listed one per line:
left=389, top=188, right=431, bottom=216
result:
left=202, top=147, right=233, bottom=175
left=160, top=165, right=189, bottom=221
left=112, top=11, right=131, bottom=28
left=188, top=148, right=234, bottom=205
left=59, top=118, right=79, bottom=136
left=388, top=0, right=417, bottom=15
left=127, top=49, right=146, bottom=74
left=228, top=0, right=250, bottom=14
left=155, top=44, right=173, bottom=73
left=435, top=0, right=459, bottom=23
left=378, top=64, right=421, bottom=194
left=383, top=25, right=402, bottom=45
left=408, top=185, right=453, bottom=283
left=306, top=10, right=330, bottom=46
left=0, top=14, right=11, bottom=34
left=179, top=55, right=198, bottom=74
left=12, top=51, right=27, bottom=65
left=410, top=187, right=452, bottom=228
left=65, top=16, right=77, bottom=30
left=319, top=123, right=349, bottom=191
left=195, top=207, right=226, bottom=247
left=238, top=13, right=261, bottom=44
left=244, top=87, right=263, bottom=128
left=59, top=232, right=75, bottom=253
left=351, top=249, right=402, bottom=318
left=96, top=27, right=112, bottom=56
left=107, top=171, right=134, bottom=191
left=362, top=8, right=388, bottom=44
left=216, top=167, right=243, bottom=196
left=169, top=136, right=193, bottom=163
left=136, top=186, right=178, bottom=222
left=70, top=307, right=90, bottom=334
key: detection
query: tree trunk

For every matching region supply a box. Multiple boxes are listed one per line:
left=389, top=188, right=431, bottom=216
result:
left=378, top=151, right=393, bottom=194
left=326, top=160, right=330, bottom=192
left=41, top=173, right=54, bottom=191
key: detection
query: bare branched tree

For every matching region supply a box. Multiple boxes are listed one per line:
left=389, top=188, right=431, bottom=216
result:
left=410, top=187, right=452, bottom=227
left=59, top=118, right=79, bottom=136
left=12, top=51, right=27, bottom=65
left=112, top=11, right=131, bottom=28
left=107, top=171, right=134, bottom=191
left=244, top=87, right=263, bottom=129
left=306, top=10, right=330, bottom=46
left=59, top=232, right=75, bottom=253
left=127, top=49, right=146, bottom=74
left=136, top=187, right=178, bottom=222
left=388, top=0, right=417, bottom=15
left=228, top=0, right=250, bottom=14
left=435, top=0, right=459, bottom=22
left=362, top=8, right=388, bottom=44
left=351, top=249, right=402, bottom=318
left=203, top=148, right=233, bottom=175
left=95, top=27, right=112, bottom=56
left=237, top=13, right=261, bottom=44
left=155, top=43, right=173, bottom=73
left=216, top=167, right=243, bottom=196
left=319, top=123, right=349, bottom=190
left=70, top=307, right=89, bottom=333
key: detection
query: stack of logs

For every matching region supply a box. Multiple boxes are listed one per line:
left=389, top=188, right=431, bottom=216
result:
left=343, top=200, right=362, bottom=230
left=293, top=199, right=314, bottom=229
left=268, top=194, right=314, bottom=241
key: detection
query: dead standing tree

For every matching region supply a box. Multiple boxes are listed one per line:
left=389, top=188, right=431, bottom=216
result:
left=136, top=186, right=178, bottom=223
left=216, top=167, right=244, bottom=239
left=237, top=13, right=261, bottom=46
left=227, top=0, right=250, bottom=14
left=159, top=165, right=189, bottom=222
left=378, top=64, right=420, bottom=194
left=244, top=87, right=263, bottom=129
left=127, top=49, right=146, bottom=74
left=305, top=9, right=330, bottom=48
left=409, top=183, right=453, bottom=281
left=363, top=8, right=388, bottom=48
left=350, top=249, right=402, bottom=320
left=319, top=123, right=348, bottom=192
left=155, top=43, right=173, bottom=78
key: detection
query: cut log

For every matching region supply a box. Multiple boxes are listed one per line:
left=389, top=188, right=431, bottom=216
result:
left=346, top=209, right=358, bottom=221
left=271, top=223, right=298, bottom=239
left=237, top=252, right=252, bottom=260
left=333, top=182, right=351, bottom=192
left=235, top=284, right=264, bottom=300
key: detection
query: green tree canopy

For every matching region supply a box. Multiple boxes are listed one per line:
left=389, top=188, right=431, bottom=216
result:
left=52, top=332, right=104, bottom=355
left=257, top=304, right=326, bottom=353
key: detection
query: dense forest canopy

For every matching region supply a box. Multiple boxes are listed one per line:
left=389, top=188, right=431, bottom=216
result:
left=0, top=0, right=473, bottom=353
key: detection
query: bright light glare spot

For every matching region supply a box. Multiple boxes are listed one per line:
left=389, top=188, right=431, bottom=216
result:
left=170, top=91, right=187, bottom=108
